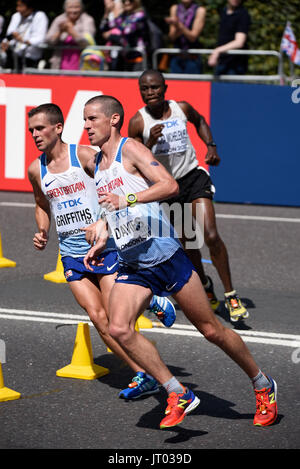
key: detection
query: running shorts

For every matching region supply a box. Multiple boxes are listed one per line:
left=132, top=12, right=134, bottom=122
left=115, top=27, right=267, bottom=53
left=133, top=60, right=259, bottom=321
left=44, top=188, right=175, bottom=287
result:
left=61, top=250, right=118, bottom=282
left=160, top=167, right=215, bottom=236
left=115, top=248, right=196, bottom=297
left=163, top=167, right=215, bottom=206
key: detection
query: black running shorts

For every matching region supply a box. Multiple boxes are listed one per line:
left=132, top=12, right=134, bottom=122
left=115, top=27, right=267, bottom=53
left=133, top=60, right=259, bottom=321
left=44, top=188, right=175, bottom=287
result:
left=162, top=167, right=215, bottom=206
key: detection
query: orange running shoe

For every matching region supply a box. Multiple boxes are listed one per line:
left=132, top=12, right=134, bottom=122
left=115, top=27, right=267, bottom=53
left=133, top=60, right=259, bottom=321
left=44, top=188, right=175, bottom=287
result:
left=253, top=376, right=278, bottom=426
left=160, top=388, right=200, bottom=429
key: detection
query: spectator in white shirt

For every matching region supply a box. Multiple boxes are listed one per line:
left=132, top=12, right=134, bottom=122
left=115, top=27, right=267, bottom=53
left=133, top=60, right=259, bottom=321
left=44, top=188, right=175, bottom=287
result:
left=0, top=0, right=48, bottom=71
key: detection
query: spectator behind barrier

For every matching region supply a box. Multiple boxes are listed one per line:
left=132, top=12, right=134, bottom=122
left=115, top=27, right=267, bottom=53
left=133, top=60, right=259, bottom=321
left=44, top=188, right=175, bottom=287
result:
left=0, top=0, right=48, bottom=72
left=165, top=0, right=206, bottom=74
left=99, top=0, right=124, bottom=70
left=46, top=0, right=96, bottom=70
left=208, top=0, right=251, bottom=75
left=99, top=0, right=148, bottom=72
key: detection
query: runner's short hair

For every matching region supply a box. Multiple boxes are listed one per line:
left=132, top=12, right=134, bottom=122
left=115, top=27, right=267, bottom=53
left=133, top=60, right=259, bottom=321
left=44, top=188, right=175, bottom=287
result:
left=28, top=103, right=64, bottom=126
left=85, top=95, right=124, bottom=130
left=138, top=69, right=166, bottom=87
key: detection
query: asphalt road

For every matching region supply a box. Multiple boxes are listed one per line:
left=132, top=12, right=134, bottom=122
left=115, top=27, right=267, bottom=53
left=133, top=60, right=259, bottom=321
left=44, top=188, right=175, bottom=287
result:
left=0, top=191, right=299, bottom=455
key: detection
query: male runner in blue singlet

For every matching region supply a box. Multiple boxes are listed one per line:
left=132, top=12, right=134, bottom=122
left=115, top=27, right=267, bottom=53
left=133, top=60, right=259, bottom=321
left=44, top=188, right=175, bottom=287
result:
left=83, top=95, right=278, bottom=429
left=27, top=103, right=176, bottom=400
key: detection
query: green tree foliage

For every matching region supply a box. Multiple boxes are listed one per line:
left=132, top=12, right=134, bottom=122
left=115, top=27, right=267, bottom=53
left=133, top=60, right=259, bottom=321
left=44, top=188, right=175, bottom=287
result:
left=157, top=0, right=300, bottom=75
left=1, top=0, right=299, bottom=74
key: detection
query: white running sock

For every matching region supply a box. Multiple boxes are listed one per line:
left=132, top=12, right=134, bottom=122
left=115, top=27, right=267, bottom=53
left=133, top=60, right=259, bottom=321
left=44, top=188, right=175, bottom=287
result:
left=251, top=370, right=270, bottom=390
left=162, top=377, right=185, bottom=395
left=224, top=290, right=236, bottom=297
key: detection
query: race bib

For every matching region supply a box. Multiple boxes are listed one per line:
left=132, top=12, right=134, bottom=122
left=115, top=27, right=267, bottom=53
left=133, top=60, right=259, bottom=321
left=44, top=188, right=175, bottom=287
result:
left=55, top=199, right=95, bottom=238
left=151, top=118, right=188, bottom=156
left=106, top=205, right=152, bottom=251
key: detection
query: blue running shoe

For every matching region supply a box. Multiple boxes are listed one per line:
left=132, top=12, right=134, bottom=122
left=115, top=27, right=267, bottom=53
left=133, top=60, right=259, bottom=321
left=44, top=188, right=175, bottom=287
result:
left=149, top=295, right=176, bottom=327
left=119, top=372, right=160, bottom=399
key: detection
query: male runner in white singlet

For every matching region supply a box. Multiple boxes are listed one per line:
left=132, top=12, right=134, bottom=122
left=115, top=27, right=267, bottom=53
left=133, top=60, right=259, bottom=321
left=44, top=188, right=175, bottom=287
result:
left=83, top=95, right=278, bottom=429
left=129, top=69, right=248, bottom=322
left=27, top=103, right=175, bottom=399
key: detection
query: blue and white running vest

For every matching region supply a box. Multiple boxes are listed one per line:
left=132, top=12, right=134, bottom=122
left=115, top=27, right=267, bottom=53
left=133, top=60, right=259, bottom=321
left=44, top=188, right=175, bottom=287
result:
left=94, top=137, right=180, bottom=269
left=40, top=144, right=100, bottom=257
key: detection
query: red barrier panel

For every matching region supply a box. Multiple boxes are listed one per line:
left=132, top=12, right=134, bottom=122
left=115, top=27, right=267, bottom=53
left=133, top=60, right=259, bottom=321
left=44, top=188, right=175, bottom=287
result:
left=0, top=74, right=211, bottom=192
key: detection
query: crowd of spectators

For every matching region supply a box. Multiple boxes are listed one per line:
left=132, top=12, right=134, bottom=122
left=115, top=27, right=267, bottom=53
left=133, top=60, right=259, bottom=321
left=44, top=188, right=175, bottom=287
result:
left=0, top=0, right=251, bottom=75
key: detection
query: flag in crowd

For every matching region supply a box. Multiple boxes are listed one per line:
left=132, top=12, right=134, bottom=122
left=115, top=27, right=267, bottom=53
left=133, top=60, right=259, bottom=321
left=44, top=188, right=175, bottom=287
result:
left=280, top=21, right=300, bottom=65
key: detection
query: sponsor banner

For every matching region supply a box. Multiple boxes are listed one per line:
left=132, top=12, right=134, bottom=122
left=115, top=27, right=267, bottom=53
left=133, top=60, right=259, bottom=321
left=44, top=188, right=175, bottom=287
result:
left=210, top=82, right=300, bottom=207
left=0, top=74, right=210, bottom=192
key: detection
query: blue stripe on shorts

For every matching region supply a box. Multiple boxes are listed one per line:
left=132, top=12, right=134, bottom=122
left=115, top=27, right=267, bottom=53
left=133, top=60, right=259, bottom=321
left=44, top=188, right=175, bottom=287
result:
left=115, top=248, right=196, bottom=297
left=61, top=251, right=118, bottom=282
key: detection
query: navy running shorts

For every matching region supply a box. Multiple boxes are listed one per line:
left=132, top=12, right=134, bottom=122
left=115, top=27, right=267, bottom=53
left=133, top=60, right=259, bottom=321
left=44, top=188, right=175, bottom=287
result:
left=115, top=248, right=196, bottom=297
left=61, top=250, right=118, bottom=282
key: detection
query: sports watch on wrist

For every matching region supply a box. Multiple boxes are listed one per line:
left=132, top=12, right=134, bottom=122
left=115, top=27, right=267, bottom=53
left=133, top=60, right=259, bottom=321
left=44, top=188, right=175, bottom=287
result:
left=207, top=141, right=217, bottom=147
left=126, top=193, right=137, bottom=206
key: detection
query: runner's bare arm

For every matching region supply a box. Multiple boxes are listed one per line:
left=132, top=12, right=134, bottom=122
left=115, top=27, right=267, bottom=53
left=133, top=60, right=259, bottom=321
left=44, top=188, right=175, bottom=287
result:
left=97, top=138, right=178, bottom=210
left=28, top=159, right=51, bottom=250
left=83, top=219, right=109, bottom=271
left=81, top=216, right=107, bottom=246
left=128, top=112, right=144, bottom=143
left=77, top=145, right=98, bottom=177
left=179, top=101, right=221, bottom=166
left=128, top=111, right=163, bottom=150
left=124, top=138, right=178, bottom=203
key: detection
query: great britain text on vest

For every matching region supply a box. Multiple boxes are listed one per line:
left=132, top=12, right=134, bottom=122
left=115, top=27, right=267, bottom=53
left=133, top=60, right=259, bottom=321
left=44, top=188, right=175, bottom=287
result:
left=46, top=181, right=86, bottom=199
left=96, top=176, right=124, bottom=196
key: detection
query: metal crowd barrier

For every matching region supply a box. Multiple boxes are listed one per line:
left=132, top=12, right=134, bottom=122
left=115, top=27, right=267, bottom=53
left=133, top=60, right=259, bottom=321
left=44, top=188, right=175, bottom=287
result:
left=0, top=44, right=148, bottom=76
left=0, top=43, right=290, bottom=84
left=152, top=48, right=284, bottom=83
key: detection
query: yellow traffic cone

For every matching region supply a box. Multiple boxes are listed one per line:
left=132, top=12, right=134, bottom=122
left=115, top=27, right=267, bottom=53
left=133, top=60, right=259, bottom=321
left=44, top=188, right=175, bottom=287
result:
left=0, top=233, right=16, bottom=268
left=137, top=313, right=153, bottom=329
left=44, top=251, right=67, bottom=283
left=0, top=363, right=21, bottom=402
left=56, top=322, right=110, bottom=379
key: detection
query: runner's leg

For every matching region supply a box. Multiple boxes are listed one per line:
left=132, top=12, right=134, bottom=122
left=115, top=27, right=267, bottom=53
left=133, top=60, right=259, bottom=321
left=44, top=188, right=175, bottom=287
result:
left=192, top=197, right=233, bottom=293
left=173, top=270, right=259, bottom=378
left=69, top=276, right=143, bottom=373
left=108, top=282, right=174, bottom=384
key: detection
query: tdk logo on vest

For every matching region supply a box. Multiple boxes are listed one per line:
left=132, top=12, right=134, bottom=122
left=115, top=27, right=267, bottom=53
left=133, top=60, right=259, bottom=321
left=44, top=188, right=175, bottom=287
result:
left=57, top=198, right=83, bottom=210
left=165, top=120, right=179, bottom=128
left=111, top=207, right=129, bottom=220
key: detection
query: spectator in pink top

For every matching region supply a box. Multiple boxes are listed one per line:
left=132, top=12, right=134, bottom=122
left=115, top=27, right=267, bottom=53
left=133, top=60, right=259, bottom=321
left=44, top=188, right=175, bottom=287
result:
left=46, top=0, right=96, bottom=70
left=99, top=0, right=148, bottom=71
left=166, top=0, right=206, bottom=74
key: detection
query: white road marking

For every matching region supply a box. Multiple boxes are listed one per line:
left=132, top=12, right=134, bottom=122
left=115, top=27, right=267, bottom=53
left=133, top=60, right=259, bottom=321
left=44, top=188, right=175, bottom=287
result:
left=0, top=308, right=299, bottom=348
left=216, top=214, right=300, bottom=223
left=144, top=327, right=300, bottom=348
left=0, top=202, right=35, bottom=207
